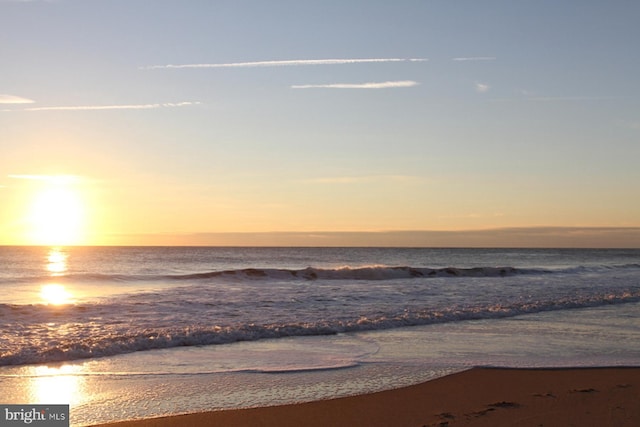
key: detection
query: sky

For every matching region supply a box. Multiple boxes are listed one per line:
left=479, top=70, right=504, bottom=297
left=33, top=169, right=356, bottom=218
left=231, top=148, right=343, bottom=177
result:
left=1, top=0, right=639, bottom=247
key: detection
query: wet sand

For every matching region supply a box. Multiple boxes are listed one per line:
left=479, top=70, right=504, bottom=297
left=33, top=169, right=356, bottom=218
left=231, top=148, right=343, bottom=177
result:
left=91, top=367, right=640, bottom=427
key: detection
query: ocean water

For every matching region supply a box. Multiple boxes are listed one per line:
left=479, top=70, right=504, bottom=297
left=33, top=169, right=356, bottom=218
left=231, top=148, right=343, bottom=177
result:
left=0, top=246, right=639, bottom=425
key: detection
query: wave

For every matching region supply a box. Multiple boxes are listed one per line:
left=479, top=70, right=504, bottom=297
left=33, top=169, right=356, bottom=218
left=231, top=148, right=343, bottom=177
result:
left=2, top=266, right=522, bottom=284
left=2, top=290, right=638, bottom=367
left=6, top=264, right=640, bottom=285
left=176, top=266, right=524, bottom=281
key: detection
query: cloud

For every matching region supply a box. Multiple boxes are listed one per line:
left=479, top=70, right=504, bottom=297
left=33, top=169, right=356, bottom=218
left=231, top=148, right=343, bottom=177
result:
left=439, top=212, right=505, bottom=219
left=620, top=120, right=640, bottom=130
left=20, top=101, right=201, bottom=111
left=0, top=94, right=35, bottom=104
left=475, top=82, right=490, bottom=93
left=309, top=175, right=419, bottom=184
left=8, top=174, right=48, bottom=180
left=452, top=57, right=497, bottom=61
left=310, top=176, right=370, bottom=184
left=8, top=174, right=79, bottom=183
left=113, top=227, right=640, bottom=248
left=144, top=58, right=428, bottom=70
left=525, top=96, right=622, bottom=102
left=490, top=93, right=626, bottom=103
left=292, top=81, right=419, bottom=90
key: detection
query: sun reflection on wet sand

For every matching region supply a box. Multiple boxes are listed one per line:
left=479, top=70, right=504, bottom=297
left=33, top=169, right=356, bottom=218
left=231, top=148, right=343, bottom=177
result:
left=29, top=365, right=86, bottom=406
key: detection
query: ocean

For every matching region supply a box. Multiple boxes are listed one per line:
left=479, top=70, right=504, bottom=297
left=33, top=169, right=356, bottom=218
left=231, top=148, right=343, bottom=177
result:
left=1, top=246, right=639, bottom=425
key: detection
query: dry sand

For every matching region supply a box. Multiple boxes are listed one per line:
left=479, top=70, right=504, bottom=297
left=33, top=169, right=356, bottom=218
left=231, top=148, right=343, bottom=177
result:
left=91, top=367, right=640, bottom=427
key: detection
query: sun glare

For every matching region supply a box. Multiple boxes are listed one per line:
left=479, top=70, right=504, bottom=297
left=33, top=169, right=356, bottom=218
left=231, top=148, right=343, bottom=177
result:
left=26, top=176, right=86, bottom=246
left=40, top=284, right=73, bottom=305
left=47, top=247, right=69, bottom=275
left=30, top=365, right=85, bottom=405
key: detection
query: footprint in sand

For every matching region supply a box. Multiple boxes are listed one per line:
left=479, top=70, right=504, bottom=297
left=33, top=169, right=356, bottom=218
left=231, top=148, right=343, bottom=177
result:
left=570, top=388, right=598, bottom=393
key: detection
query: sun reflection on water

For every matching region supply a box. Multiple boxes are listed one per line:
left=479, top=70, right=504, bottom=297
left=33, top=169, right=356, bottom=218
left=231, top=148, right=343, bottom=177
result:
left=40, top=283, right=74, bottom=305
left=41, top=248, right=75, bottom=305
left=46, top=248, right=68, bottom=275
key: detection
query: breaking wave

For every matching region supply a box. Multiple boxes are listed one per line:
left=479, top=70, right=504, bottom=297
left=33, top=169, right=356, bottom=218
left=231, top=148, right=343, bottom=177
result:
left=7, top=263, right=640, bottom=285
left=1, top=290, right=639, bottom=366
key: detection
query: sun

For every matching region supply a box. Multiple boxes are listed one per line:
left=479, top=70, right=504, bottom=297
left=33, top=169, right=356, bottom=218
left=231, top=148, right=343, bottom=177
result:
left=26, top=176, right=86, bottom=246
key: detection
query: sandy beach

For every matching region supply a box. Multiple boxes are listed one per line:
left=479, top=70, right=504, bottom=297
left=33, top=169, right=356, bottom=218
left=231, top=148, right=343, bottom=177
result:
left=91, top=367, right=640, bottom=427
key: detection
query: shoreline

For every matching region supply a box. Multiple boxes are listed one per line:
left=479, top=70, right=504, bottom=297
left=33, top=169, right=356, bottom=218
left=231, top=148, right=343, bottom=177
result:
left=90, top=366, right=640, bottom=427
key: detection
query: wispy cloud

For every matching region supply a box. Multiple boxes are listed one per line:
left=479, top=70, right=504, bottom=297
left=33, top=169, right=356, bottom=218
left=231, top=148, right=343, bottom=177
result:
left=0, top=94, right=35, bottom=104
left=292, top=81, right=419, bottom=90
left=617, top=119, right=640, bottom=130
left=19, top=101, right=201, bottom=112
left=8, top=174, right=79, bottom=183
left=452, top=56, right=496, bottom=61
left=490, top=92, right=626, bottom=103
left=311, top=176, right=375, bottom=184
left=144, top=58, right=428, bottom=70
left=525, top=96, right=623, bottom=102
left=475, top=82, right=490, bottom=93
left=309, top=175, right=419, bottom=184
left=439, top=212, right=505, bottom=219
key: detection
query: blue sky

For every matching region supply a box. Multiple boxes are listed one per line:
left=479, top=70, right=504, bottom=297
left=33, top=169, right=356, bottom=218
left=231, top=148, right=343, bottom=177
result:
left=1, top=0, right=639, bottom=246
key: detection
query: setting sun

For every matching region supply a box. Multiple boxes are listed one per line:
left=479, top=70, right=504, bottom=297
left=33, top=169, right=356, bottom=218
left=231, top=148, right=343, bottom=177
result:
left=25, top=176, right=86, bottom=246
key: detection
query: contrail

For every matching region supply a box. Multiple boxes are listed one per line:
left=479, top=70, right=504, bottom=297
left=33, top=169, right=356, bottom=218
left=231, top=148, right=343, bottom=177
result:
left=291, top=81, right=419, bottom=89
left=24, top=102, right=200, bottom=111
left=452, top=56, right=496, bottom=61
left=144, top=58, right=428, bottom=70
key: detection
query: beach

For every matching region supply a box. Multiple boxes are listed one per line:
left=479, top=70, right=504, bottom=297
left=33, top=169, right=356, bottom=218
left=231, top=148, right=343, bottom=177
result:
left=2, top=247, right=639, bottom=426
left=4, top=0, right=639, bottom=424
left=91, top=367, right=640, bottom=427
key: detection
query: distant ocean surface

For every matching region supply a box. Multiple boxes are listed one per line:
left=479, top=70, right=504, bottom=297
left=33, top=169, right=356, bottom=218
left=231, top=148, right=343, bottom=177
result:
left=1, top=246, right=639, bottom=367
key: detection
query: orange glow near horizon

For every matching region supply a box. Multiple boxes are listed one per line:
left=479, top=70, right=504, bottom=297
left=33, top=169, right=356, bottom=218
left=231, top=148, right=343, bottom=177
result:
left=1, top=173, right=637, bottom=247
